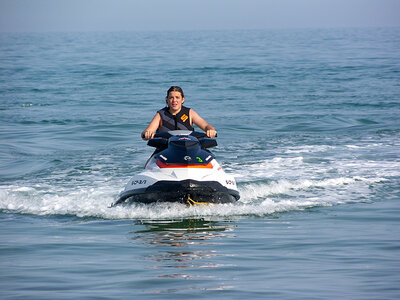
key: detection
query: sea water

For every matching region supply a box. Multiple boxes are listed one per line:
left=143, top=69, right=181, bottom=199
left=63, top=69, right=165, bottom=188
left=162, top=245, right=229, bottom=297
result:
left=1, top=28, right=399, bottom=299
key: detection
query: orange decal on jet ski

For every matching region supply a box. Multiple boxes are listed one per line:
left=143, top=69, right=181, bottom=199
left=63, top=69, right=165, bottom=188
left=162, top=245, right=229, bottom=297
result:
left=156, top=160, right=213, bottom=169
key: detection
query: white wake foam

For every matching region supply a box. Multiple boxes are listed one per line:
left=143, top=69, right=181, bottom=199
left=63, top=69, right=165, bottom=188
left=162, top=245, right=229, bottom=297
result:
left=0, top=175, right=385, bottom=220
left=1, top=141, right=396, bottom=219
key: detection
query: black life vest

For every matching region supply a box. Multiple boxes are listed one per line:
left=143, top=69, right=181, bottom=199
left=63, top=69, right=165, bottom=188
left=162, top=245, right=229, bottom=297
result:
left=156, top=106, right=194, bottom=133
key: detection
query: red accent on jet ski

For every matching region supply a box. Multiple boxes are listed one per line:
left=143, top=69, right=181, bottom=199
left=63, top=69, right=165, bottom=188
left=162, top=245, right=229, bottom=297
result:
left=156, top=160, right=213, bottom=169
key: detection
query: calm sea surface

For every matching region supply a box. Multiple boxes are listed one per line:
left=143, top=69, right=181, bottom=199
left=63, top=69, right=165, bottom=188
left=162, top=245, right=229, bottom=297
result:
left=1, top=28, right=400, bottom=299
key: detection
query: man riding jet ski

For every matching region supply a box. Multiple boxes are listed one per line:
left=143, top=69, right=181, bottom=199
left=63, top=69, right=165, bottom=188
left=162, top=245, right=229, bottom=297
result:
left=113, top=130, right=240, bottom=206
left=113, top=86, right=239, bottom=206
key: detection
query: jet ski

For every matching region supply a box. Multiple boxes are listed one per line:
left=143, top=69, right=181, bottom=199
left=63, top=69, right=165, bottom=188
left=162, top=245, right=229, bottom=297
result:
left=113, top=130, right=240, bottom=206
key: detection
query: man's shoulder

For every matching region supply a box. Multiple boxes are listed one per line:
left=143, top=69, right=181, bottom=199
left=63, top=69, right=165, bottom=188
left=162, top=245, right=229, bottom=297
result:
left=157, top=107, right=168, bottom=114
left=181, top=105, right=191, bottom=113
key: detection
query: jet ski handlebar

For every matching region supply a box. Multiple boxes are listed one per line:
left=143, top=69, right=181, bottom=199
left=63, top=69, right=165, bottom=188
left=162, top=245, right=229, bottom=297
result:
left=148, top=130, right=217, bottom=149
left=153, top=130, right=217, bottom=139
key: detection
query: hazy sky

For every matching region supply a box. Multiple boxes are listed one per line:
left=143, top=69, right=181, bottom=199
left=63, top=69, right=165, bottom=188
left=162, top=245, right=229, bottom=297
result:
left=1, top=0, right=399, bottom=32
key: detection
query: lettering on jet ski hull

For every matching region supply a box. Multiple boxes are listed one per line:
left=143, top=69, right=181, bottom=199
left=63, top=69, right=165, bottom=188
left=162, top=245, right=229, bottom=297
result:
left=131, top=180, right=147, bottom=185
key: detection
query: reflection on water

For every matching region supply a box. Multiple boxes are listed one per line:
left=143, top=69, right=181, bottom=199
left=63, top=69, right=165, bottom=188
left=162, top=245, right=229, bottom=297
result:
left=130, top=218, right=237, bottom=293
